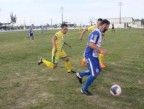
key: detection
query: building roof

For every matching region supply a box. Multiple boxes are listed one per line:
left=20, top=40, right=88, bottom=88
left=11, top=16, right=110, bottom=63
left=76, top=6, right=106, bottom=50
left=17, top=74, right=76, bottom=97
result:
left=97, top=17, right=134, bottom=24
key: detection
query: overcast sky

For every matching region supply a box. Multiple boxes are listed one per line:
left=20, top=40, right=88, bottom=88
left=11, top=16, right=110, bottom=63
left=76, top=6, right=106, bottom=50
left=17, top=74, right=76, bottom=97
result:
left=0, top=0, right=144, bottom=25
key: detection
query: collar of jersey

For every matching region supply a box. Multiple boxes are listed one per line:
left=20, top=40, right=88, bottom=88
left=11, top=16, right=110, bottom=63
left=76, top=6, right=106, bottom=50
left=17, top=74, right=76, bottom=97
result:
left=59, top=31, right=64, bottom=35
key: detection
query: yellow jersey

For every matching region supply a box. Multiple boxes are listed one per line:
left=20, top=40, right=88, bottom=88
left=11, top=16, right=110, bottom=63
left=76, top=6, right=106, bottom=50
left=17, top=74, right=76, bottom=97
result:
left=87, top=25, right=105, bottom=36
left=54, top=31, right=64, bottom=51
left=87, top=25, right=97, bottom=33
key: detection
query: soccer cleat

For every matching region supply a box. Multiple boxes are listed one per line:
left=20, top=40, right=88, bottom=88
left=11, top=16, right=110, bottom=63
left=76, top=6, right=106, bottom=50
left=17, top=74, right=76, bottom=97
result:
left=81, top=89, right=93, bottom=96
left=100, top=64, right=106, bottom=68
left=76, top=72, right=82, bottom=84
left=38, top=57, right=43, bottom=65
left=67, top=70, right=76, bottom=73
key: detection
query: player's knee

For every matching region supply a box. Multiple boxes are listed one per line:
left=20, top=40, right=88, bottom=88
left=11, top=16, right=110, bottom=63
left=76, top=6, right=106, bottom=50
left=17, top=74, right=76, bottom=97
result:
left=53, top=64, right=57, bottom=69
left=64, top=57, right=69, bottom=62
left=92, top=75, right=97, bottom=78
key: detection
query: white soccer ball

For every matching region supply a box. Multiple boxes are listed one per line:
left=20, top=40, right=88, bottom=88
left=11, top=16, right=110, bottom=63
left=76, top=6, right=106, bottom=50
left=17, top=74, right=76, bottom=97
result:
left=110, top=84, right=122, bottom=96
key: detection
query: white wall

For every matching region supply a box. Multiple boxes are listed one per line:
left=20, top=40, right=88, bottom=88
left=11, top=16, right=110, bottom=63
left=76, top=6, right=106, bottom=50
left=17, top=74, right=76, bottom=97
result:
left=109, top=24, right=124, bottom=28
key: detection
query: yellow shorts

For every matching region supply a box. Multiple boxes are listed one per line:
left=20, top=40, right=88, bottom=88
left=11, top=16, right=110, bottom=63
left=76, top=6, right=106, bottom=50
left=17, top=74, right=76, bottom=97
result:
left=52, top=49, right=67, bottom=63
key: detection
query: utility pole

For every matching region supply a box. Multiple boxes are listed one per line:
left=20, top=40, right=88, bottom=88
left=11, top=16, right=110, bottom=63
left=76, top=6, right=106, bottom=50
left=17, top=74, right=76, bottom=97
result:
left=0, top=8, right=1, bottom=21
left=24, top=17, right=26, bottom=30
left=51, top=18, right=52, bottom=27
left=118, top=2, right=123, bottom=24
left=60, top=7, right=64, bottom=24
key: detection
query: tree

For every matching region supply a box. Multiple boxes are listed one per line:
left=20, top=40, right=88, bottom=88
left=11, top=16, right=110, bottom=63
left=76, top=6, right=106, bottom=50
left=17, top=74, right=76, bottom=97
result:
left=89, top=18, right=95, bottom=25
left=10, top=12, right=17, bottom=24
left=134, top=19, right=141, bottom=21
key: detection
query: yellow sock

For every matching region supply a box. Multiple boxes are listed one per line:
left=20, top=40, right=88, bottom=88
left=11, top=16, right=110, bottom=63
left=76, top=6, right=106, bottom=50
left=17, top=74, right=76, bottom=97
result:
left=65, top=61, right=72, bottom=72
left=99, top=53, right=104, bottom=65
left=42, top=59, right=54, bottom=69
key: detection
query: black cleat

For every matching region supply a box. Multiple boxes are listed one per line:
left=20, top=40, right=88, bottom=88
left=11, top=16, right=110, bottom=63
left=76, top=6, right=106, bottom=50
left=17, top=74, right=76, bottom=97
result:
left=38, top=57, right=43, bottom=65
left=81, top=89, right=93, bottom=96
left=67, top=70, right=76, bottom=73
left=76, top=72, right=82, bottom=84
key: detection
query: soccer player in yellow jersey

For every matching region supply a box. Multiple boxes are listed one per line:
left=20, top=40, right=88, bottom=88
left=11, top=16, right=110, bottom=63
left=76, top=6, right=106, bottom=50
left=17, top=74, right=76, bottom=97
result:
left=79, top=21, right=100, bottom=40
left=79, top=18, right=106, bottom=68
left=38, top=24, right=76, bottom=73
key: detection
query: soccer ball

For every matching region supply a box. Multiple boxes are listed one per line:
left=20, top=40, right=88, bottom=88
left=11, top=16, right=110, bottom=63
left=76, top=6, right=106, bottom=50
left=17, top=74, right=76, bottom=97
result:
left=110, top=84, right=122, bottom=96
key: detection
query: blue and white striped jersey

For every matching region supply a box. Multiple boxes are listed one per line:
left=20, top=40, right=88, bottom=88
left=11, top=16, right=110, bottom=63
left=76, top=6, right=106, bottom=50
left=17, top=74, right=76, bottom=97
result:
left=84, top=29, right=102, bottom=58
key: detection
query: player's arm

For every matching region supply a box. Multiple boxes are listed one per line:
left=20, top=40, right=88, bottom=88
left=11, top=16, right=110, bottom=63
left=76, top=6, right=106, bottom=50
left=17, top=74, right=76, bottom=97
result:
left=64, top=41, right=71, bottom=48
left=88, top=42, right=107, bottom=55
left=79, top=28, right=88, bottom=40
left=52, top=35, right=57, bottom=53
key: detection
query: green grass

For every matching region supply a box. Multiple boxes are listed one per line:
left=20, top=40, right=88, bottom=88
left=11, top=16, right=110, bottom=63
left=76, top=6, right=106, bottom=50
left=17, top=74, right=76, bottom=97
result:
left=0, top=29, right=144, bottom=109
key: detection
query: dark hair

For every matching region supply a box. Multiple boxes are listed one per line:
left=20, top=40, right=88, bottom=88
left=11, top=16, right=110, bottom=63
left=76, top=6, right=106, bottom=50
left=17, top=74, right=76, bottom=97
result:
left=61, top=23, right=68, bottom=28
left=101, top=19, right=110, bottom=25
left=97, top=18, right=103, bottom=22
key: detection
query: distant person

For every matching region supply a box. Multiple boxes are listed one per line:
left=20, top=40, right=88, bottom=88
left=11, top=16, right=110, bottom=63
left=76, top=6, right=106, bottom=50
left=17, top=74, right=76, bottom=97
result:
left=25, top=24, right=34, bottom=40
left=45, top=26, right=48, bottom=31
left=41, top=25, right=48, bottom=34
left=79, top=18, right=102, bottom=40
left=111, top=24, right=115, bottom=32
left=38, top=24, right=76, bottom=73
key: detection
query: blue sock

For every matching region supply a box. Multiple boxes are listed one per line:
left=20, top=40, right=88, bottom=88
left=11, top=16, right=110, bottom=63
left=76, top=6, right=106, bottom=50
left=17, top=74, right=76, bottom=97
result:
left=79, top=70, right=90, bottom=78
left=82, top=75, right=95, bottom=91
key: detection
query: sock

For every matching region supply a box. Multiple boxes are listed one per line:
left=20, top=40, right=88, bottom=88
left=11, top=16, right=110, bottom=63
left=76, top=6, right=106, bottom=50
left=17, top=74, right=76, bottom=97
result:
left=65, top=61, right=71, bottom=72
left=79, top=70, right=90, bottom=78
left=99, top=53, right=104, bottom=65
left=42, top=59, right=54, bottom=69
left=81, top=58, right=86, bottom=67
left=82, top=75, right=95, bottom=91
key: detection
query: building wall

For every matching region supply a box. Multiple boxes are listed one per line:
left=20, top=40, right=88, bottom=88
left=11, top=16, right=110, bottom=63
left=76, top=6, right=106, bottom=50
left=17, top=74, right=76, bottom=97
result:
left=96, top=17, right=142, bottom=28
left=134, top=21, right=142, bottom=27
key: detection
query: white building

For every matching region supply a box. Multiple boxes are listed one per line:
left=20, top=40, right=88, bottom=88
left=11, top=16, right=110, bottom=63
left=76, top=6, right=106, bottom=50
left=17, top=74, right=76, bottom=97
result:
left=96, top=17, right=142, bottom=28
left=134, top=20, right=142, bottom=27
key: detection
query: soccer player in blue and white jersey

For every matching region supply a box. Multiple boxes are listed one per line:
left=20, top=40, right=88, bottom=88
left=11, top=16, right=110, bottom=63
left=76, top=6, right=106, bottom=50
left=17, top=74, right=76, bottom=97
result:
left=76, top=19, right=110, bottom=96
left=28, top=24, right=34, bottom=40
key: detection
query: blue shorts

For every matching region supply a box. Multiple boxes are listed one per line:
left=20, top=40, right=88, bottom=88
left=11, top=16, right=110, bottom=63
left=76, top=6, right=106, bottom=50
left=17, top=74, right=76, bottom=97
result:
left=85, top=56, right=101, bottom=77
left=29, top=32, right=33, bottom=37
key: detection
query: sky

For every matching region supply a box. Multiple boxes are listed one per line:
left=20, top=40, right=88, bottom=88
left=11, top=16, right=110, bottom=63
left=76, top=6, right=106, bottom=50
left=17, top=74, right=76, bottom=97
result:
left=0, top=0, right=144, bottom=25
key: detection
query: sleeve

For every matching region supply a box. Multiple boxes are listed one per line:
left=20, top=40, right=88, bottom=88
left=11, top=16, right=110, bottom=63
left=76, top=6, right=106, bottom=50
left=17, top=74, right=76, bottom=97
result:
left=87, top=26, right=92, bottom=32
left=89, top=32, right=99, bottom=43
left=55, top=33, right=60, bottom=39
left=87, top=26, right=96, bottom=32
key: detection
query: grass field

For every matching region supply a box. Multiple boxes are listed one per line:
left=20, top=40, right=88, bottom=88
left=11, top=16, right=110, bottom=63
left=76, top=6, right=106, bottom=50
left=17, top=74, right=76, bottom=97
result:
left=0, top=28, right=144, bottom=109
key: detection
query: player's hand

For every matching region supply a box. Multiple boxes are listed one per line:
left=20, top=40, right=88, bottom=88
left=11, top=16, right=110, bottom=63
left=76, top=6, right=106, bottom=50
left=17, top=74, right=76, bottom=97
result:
left=99, top=49, right=107, bottom=55
left=79, top=37, right=83, bottom=41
